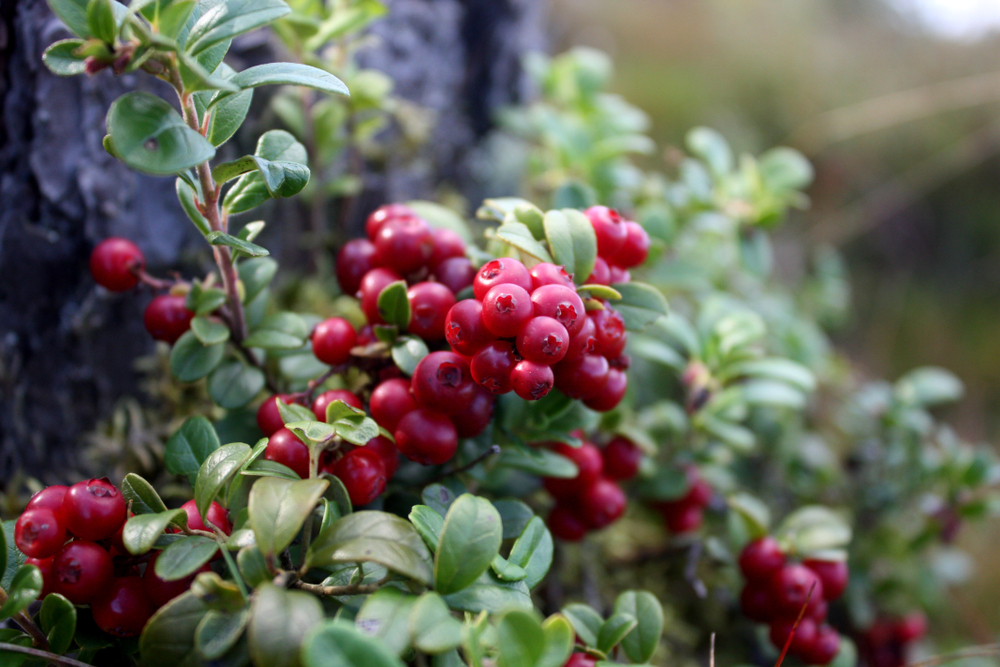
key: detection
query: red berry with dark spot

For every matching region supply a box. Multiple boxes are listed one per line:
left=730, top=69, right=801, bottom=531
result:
left=359, top=267, right=404, bottom=325
left=584, top=256, right=610, bottom=285
left=553, top=354, right=609, bottom=400
left=531, top=285, right=587, bottom=336
left=92, top=576, right=155, bottom=637
left=142, top=552, right=210, bottom=607
left=543, top=442, right=604, bottom=500
left=611, top=221, right=651, bottom=268
left=265, top=428, right=310, bottom=479
left=450, top=386, right=495, bottom=438
left=52, top=540, right=114, bottom=604
left=429, top=228, right=466, bottom=268
left=312, top=389, right=363, bottom=421
left=803, top=559, right=849, bottom=601
left=374, top=217, right=434, bottom=274
left=63, top=479, right=126, bottom=541
left=366, top=203, right=417, bottom=240
left=800, top=625, right=841, bottom=665
left=331, top=448, right=387, bottom=506
left=370, top=378, right=418, bottom=432
left=510, top=360, right=554, bottom=400
left=407, top=282, right=456, bottom=341
left=15, top=508, right=67, bottom=558
left=602, top=436, right=642, bottom=481
left=90, top=238, right=145, bottom=292
left=412, top=351, right=476, bottom=415
left=547, top=505, right=588, bottom=542
left=181, top=499, right=232, bottom=535
left=394, top=409, right=458, bottom=466
left=361, top=436, right=400, bottom=478
left=433, top=257, right=476, bottom=294
left=530, top=263, right=575, bottom=290
left=312, top=317, right=357, bottom=366
left=584, top=206, right=628, bottom=258
left=516, top=316, right=569, bottom=365
left=143, top=294, right=194, bottom=344
left=482, top=284, right=533, bottom=337
left=578, top=478, right=627, bottom=529
left=26, top=485, right=69, bottom=520
left=471, top=341, right=518, bottom=394
left=473, top=258, right=532, bottom=300
left=563, top=316, right=597, bottom=361
left=336, top=239, right=379, bottom=296
left=445, top=300, right=496, bottom=356
left=739, top=537, right=786, bottom=580
left=740, top=582, right=775, bottom=623
left=257, top=394, right=295, bottom=436
left=590, top=308, right=627, bottom=359
left=770, top=564, right=824, bottom=616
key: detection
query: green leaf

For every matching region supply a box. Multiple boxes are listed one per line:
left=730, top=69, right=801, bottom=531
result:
left=169, top=331, right=226, bottom=383
left=306, top=511, right=432, bottom=585
left=496, top=221, right=554, bottom=263
left=377, top=281, right=411, bottom=330
left=477, top=197, right=535, bottom=223
left=895, top=367, right=964, bottom=407
left=213, top=155, right=310, bottom=203
left=440, top=574, right=532, bottom=613
left=0, top=565, right=42, bottom=621
left=496, top=610, right=544, bottom=667
left=301, top=620, right=406, bottom=667
left=239, top=257, right=278, bottom=303
left=514, top=203, right=546, bottom=239
left=155, top=535, right=219, bottom=581
left=206, top=230, right=269, bottom=258
left=493, top=499, right=535, bottom=540
left=48, top=0, right=96, bottom=38
left=175, top=48, right=240, bottom=93
left=759, top=147, right=814, bottom=193
left=195, top=608, right=249, bottom=660
left=123, top=509, right=187, bottom=555
left=614, top=591, right=663, bottom=663
left=597, top=613, right=638, bottom=655
left=723, top=358, right=816, bottom=392
left=538, top=615, right=575, bottom=667
left=320, top=473, right=353, bottom=517
left=390, top=335, right=429, bottom=376
left=490, top=554, right=527, bottom=581
left=139, top=593, right=210, bottom=667
left=727, top=493, right=771, bottom=537
left=687, top=127, right=734, bottom=176
left=610, top=282, right=668, bottom=332
left=166, top=416, right=222, bottom=483
left=1, top=522, right=24, bottom=591
left=561, top=603, right=603, bottom=648
left=496, top=443, right=579, bottom=478
left=409, top=505, right=444, bottom=552
left=545, top=209, right=597, bottom=285
left=405, top=201, right=473, bottom=242
left=39, top=593, right=77, bottom=655
left=551, top=180, right=597, bottom=210
left=218, top=63, right=349, bottom=104
left=355, top=588, right=415, bottom=656
left=237, top=545, right=271, bottom=588
left=409, top=592, right=462, bottom=654
left=248, top=583, right=323, bottom=667
left=176, top=178, right=211, bottom=235
left=304, top=0, right=387, bottom=49
left=776, top=506, right=852, bottom=555
left=249, top=476, right=328, bottom=560
left=42, top=39, right=88, bottom=76
left=106, top=92, right=215, bottom=175
left=191, top=315, right=231, bottom=345
left=186, top=0, right=291, bottom=55
left=741, top=380, right=808, bottom=410
left=224, top=130, right=307, bottom=214
left=120, top=473, right=168, bottom=515
left=195, top=443, right=253, bottom=519
left=577, top=284, right=622, bottom=301
left=245, top=313, right=309, bottom=352
left=434, top=494, right=503, bottom=595
left=209, top=361, right=265, bottom=408
left=507, top=516, right=553, bottom=590
left=421, top=484, right=460, bottom=517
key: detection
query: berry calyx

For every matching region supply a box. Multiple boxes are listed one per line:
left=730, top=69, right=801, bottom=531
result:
left=311, top=317, right=357, bottom=366
left=52, top=540, right=114, bottom=604
left=15, top=508, right=67, bottom=558
left=516, top=316, right=569, bottom=365
left=143, top=294, right=194, bottom=344
left=264, top=428, right=310, bottom=479
left=92, top=576, right=155, bottom=637
left=394, top=409, right=458, bottom=466
left=90, top=238, right=145, bottom=292
left=369, top=378, right=418, bottom=432
left=445, top=299, right=496, bottom=356
left=63, top=478, right=127, bottom=541
left=482, top=284, right=533, bottom=337
left=510, top=360, right=554, bottom=400
left=473, top=258, right=533, bottom=300
left=330, top=448, right=387, bottom=506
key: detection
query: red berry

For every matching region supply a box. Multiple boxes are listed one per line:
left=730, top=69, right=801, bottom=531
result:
left=564, top=653, right=598, bottom=667
left=356, top=325, right=377, bottom=346
left=584, top=256, right=610, bottom=286
left=531, top=285, right=587, bottom=336
left=361, top=435, right=400, bottom=478
left=583, top=367, right=627, bottom=411
left=470, top=341, right=518, bottom=394
left=740, top=582, right=775, bottom=623
left=63, top=479, right=126, bottom=541
left=374, top=217, right=434, bottom=274
left=407, top=282, right=456, bottom=341
left=312, top=389, right=363, bottom=421
left=738, top=537, right=786, bottom=580
left=547, top=505, right=588, bottom=542
left=92, top=576, right=155, bottom=637
left=312, top=317, right=357, bottom=366
left=482, top=283, right=533, bottom=337
left=257, top=394, right=295, bottom=436
left=584, top=206, right=628, bottom=258
left=770, top=617, right=817, bottom=655
left=412, top=351, right=476, bottom=415
left=543, top=442, right=604, bottom=499
left=445, top=300, right=496, bottom=356
left=553, top=354, right=609, bottom=400
left=602, top=436, right=642, bottom=481
left=577, top=478, right=627, bottom=529
left=25, top=557, right=55, bottom=598
left=395, top=409, right=458, bottom=466
left=331, top=448, right=387, bottom=506
left=366, top=204, right=417, bottom=239
left=769, top=564, right=824, bottom=616
left=510, top=360, right=554, bottom=400
left=143, top=294, right=194, bottom=344
left=90, top=238, right=144, bottom=292
left=359, top=267, right=404, bottom=325
left=15, top=509, right=67, bottom=558
left=369, top=378, right=418, bottom=432
left=663, top=502, right=703, bottom=533
left=450, top=386, right=495, bottom=438
left=807, top=598, right=829, bottom=623
left=516, top=316, right=569, bottom=365
left=608, top=265, right=631, bottom=283
left=26, top=485, right=69, bottom=520
left=264, top=429, right=310, bottom=479
left=142, top=552, right=210, bottom=607
left=473, top=258, right=532, bottom=300
left=803, top=559, right=849, bottom=601
left=336, top=239, right=379, bottom=296
left=530, top=263, right=575, bottom=290
left=433, top=257, right=476, bottom=294
left=429, top=228, right=466, bottom=268
left=684, top=470, right=713, bottom=506
left=181, top=499, right=232, bottom=535
left=52, top=540, right=114, bottom=604
left=800, top=625, right=840, bottom=665
left=610, top=221, right=650, bottom=268
left=590, top=308, right=627, bottom=359
left=563, top=316, right=597, bottom=361
left=893, top=612, right=928, bottom=643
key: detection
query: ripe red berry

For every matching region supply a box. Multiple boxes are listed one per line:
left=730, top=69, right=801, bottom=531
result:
left=584, top=206, right=628, bottom=258
left=770, top=617, right=818, bottom=655
left=770, top=564, right=824, bottom=616
left=543, top=442, right=604, bottom=499
left=366, top=203, right=417, bottom=240
left=445, top=300, right=496, bottom=356
left=583, top=367, right=627, bottom=411
left=311, top=389, right=363, bottom=421
left=63, top=479, right=126, bottom=541
left=374, top=217, right=435, bottom=274
left=25, top=557, right=54, bottom=598
left=564, top=654, right=598, bottom=667
left=407, top=282, right=456, bottom=341
left=471, top=341, right=518, bottom=394
left=684, top=469, right=713, bottom=506
left=807, top=598, right=829, bottom=623
left=473, top=258, right=532, bottom=300
left=602, top=436, right=642, bottom=481
left=663, top=502, right=703, bottom=533
left=429, top=228, right=466, bottom=268
left=412, top=351, right=476, bottom=415
left=52, top=540, right=114, bottom=604
left=257, top=394, right=295, bottom=436
left=590, top=308, right=627, bottom=359
left=450, top=386, right=495, bottom=438
left=482, top=283, right=533, bottom=337
left=433, top=257, right=476, bottom=294
left=738, top=537, right=786, bottom=580
left=360, top=435, right=400, bottom=478
left=610, top=221, right=650, bottom=268
left=336, top=239, right=379, bottom=296
left=608, top=265, right=631, bottom=283
left=90, top=238, right=145, bottom=292
left=553, top=354, right=609, bottom=400
left=547, top=505, right=588, bottom=542
left=15, top=508, right=67, bottom=558
left=26, top=485, right=69, bottom=519
left=181, top=499, right=232, bottom=535
left=530, top=263, right=575, bottom=290
left=510, top=360, right=554, bottom=400
left=394, top=409, right=458, bottom=466
left=584, top=256, right=611, bottom=285
left=516, top=316, right=569, bottom=365
left=530, top=285, right=587, bottom=336
left=359, top=267, right=404, bottom=325
left=563, top=316, right=597, bottom=361
left=92, top=576, right=155, bottom=637
left=143, top=294, right=194, bottom=344
left=264, top=429, right=310, bottom=479
left=803, top=559, right=849, bottom=601
left=578, top=478, right=627, bottom=529
left=800, top=624, right=840, bottom=665
left=893, top=612, right=928, bottom=643
left=740, top=582, right=775, bottom=623
left=331, top=448, right=387, bottom=506
left=142, top=552, right=210, bottom=607
left=369, top=378, right=418, bottom=432
left=312, top=317, right=357, bottom=366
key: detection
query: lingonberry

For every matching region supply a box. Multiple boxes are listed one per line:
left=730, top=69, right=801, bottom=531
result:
left=584, top=256, right=611, bottom=285
left=25, top=557, right=54, bottom=597
left=433, top=256, right=476, bottom=294
left=356, top=324, right=377, bottom=346
left=407, top=282, right=456, bottom=341
left=361, top=435, right=400, bottom=478
left=608, top=265, right=631, bottom=283
left=429, top=228, right=467, bottom=268
left=482, top=283, right=533, bottom=337
left=90, top=238, right=145, bottom=292
left=530, top=262, right=575, bottom=290
left=369, top=378, right=418, bottom=432
left=530, top=285, right=587, bottom=336
left=142, top=552, right=211, bottom=607
left=444, top=299, right=496, bottom=356
left=577, top=478, right=627, bottom=529
left=740, top=582, right=775, bottom=623
left=770, top=617, right=818, bottom=655
left=336, top=238, right=379, bottom=296
left=143, top=294, right=194, bottom=344
left=359, top=267, right=404, bottom=324
left=92, top=576, right=155, bottom=637
left=663, top=502, right=703, bottom=533
left=110, top=517, right=129, bottom=555
left=583, top=366, right=627, bottom=411
left=590, top=307, right=627, bottom=359
left=257, top=394, right=295, bottom=436
left=331, top=448, right=387, bottom=506
left=63, top=478, right=127, bottom=541
left=394, top=409, right=458, bottom=466
left=563, top=316, right=597, bottom=361
left=610, top=220, right=651, bottom=268
left=450, top=386, right=495, bottom=438
left=181, top=499, right=232, bottom=535
left=26, top=485, right=69, bottom=520
left=516, top=316, right=569, bottom=365
left=547, top=504, right=588, bottom=542
left=543, top=442, right=604, bottom=499
left=412, top=351, right=476, bottom=415
left=473, top=258, right=532, bottom=300
left=52, top=540, right=114, bottom=604
left=769, top=563, right=824, bottom=616
left=510, top=360, right=554, bottom=400
left=564, top=654, right=598, bottom=667
left=584, top=206, right=628, bottom=258
left=807, top=598, right=829, bottom=623
left=365, top=204, right=416, bottom=239
left=264, top=428, right=310, bottom=479
left=684, top=469, right=713, bottom=506
left=800, top=624, right=840, bottom=665
left=470, top=341, right=518, bottom=394
left=311, top=317, right=357, bottom=366
left=553, top=354, right=609, bottom=399
left=15, top=508, right=67, bottom=558
left=738, top=536, right=786, bottom=580
left=373, top=217, right=434, bottom=274
left=894, top=612, right=928, bottom=643
left=312, top=389, right=363, bottom=421
left=602, top=436, right=643, bottom=481
left=803, top=558, right=849, bottom=601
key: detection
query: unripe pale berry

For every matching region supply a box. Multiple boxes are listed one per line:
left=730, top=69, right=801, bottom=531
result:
left=311, top=317, right=357, bottom=366
left=90, top=238, right=145, bottom=292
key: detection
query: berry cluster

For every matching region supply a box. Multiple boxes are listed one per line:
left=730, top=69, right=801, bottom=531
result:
left=544, top=435, right=644, bottom=541
left=860, top=613, right=928, bottom=667
left=649, top=466, right=713, bottom=534
left=738, top=537, right=846, bottom=665
left=581, top=205, right=651, bottom=285
left=14, top=482, right=228, bottom=638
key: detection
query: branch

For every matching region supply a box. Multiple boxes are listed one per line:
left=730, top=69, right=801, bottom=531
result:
left=294, top=580, right=382, bottom=597
left=0, top=642, right=92, bottom=667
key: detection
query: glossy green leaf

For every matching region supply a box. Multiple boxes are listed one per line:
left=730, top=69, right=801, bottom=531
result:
left=195, top=608, right=249, bottom=660
left=421, top=484, right=460, bottom=517
left=208, top=361, right=265, bottom=409
left=155, top=535, right=219, bottom=581
left=545, top=209, right=597, bottom=285
left=224, top=130, right=307, bottom=214
left=538, top=615, right=575, bottom=667
left=248, top=584, right=322, bottom=667
left=496, top=610, right=544, bottom=667
left=610, top=282, right=668, bottom=332
left=175, top=47, right=240, bottom=93
left=320, top=473, right=353, bottom=517
left=186, top=0, right=291, bottom=55
left=237, top=545, right=271, bottom=588
left=561, top=603, right=604, bottom=648
left=239, top=257, right=278, bottom=302
left=39, top=593, right=77, bottom=655
left=391, top=335, right=428, bottom=376
left=304, top=0, right=387, bottom=49
left=42, top=39, right=88, bottom=76
left=245, top=312, right=309, bottom=349
left=507, top=516, right=553, bottom=590
left=408, top=504, right=444, bottom=552
left=206, top=230, right=269, bottom=258
left=376, top=280, right=411, bottom=330
left=195, top=442, right=252, bottom=519
left=139, top=593, right=210, bottom=667
left=86, top=0, right=116, bottom=43
left=203, top=71, right=253, bottom=146
left=490, top=554, right=527, bottom=581
left=123, top=509, right=187, bottom=555
left=496, top=444, right=578, bottom=478
left=169, top=331, right=226, bottom=383
left=48, top=0, right=96, bottom=37
left=176, top=178, right=211, bottom=235
left=776, top=506, right=852, bottom=555
left=577, top=284, right=622, bottom=301
left=165, top=415, right=222, bottom=483
left=190, top=315, right=230, bottom=346
left=219, top=62, right=348, bottom=103
left=0, top=565, right=42, bottom=621
left=723, top=358, right=816, bottom=392
left=1, top=522, right=23, bottom=591
left=434, top=494, right=503, bottom=595
left=409, top=592, right=462, bottom=654
left=301, top=620, right=405, bottom=667
left=496, top=221, right=554, bottom=263
left=597, top=613, right=638, bottom=655
left=741, top=380, right=808, bottom=410
left=614, top=591, right=664, bottom=663
left=355, top=588, right=415, bottom=656
left=514, top=202, right=546, bottom=239
left=493, top=499, right=535, bottom=540
left=248, top=476, right=328, bottom=559
left=119, top=473, right=167, bottom=515
left=212, top=155, right=310, bottom=201
left=106, top=92, right=215, bottom=175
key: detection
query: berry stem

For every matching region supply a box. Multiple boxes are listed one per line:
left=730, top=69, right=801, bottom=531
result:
left=0, top=642, right=92, bottom=667
left=294, top=579, right=383, bottom=597
left=428, top=444, right=501, bottom=483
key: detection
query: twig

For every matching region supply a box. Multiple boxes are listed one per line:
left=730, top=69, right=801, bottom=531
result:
left=710, top=633, right=716, bottom=667
left=906, top=644, right=1000, bottom=667
left=0, top=587, right=49, bottom=650
left=429, top=445, right=501, bottom=482
left=294, top=580, right=382, bottom=596
left=0, top=642, right=91, bottom=667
